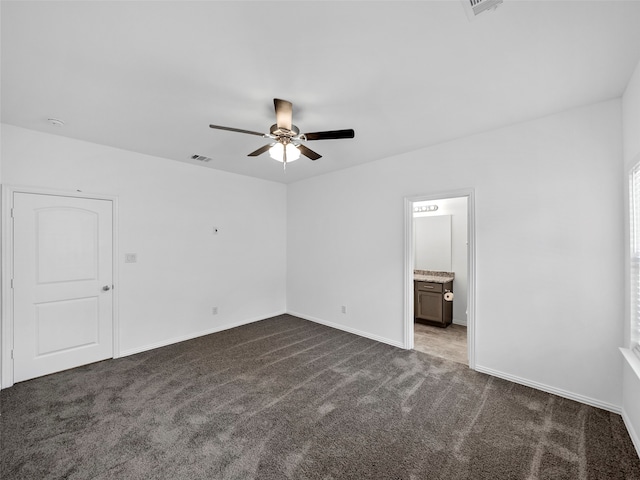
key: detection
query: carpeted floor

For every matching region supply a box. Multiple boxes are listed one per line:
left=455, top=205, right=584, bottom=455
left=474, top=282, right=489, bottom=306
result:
left=1, top=314, right=639, bottom=479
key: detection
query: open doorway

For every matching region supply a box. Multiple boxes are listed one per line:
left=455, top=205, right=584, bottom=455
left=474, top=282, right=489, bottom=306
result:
left=403, top=190, right=475, bottom=369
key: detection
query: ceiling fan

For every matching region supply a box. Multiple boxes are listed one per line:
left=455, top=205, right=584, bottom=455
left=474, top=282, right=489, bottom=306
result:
left=209, top=98, right=355, bottom=169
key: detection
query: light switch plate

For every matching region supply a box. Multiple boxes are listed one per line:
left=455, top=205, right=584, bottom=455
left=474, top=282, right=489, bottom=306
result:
left=125, top=253, right=137, bottom=263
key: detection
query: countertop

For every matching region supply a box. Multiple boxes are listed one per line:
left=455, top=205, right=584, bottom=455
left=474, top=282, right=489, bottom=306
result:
left=414, top=270, right=454, bottom=284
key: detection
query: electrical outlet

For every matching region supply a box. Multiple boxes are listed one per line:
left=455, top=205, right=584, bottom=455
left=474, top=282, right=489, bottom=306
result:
left=124, top=253, right=137, bottom=263
left=341, top=305, right=347, bottom=314
left=212, top=307, right=218, bottom=315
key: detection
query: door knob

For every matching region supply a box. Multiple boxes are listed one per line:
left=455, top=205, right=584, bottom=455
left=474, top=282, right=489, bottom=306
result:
left=102, top=285, right=111, bottom=291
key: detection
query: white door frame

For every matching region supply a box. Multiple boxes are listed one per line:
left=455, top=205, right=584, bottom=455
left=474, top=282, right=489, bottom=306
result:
left=403, top=188, right=476, bottom=369
left=1, top=185, right=120, bottom=389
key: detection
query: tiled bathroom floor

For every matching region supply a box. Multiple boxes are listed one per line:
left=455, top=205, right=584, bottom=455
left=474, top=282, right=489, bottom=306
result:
left=414, top=322, right=467, bottom=365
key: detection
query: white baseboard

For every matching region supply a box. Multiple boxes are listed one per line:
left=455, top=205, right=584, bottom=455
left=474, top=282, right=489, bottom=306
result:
left=475, top=365, right=621, bottom=414
left=452, top=318, right=467, bottom=326
left=622, top=408, right=640, bottom=458
left=287, top=311, right=405, bottom=349
left=287, top=313, right=621, bottom=415
left=118, top=310, right=287, bottom=358
left=620, top=348, right=640, bottom=458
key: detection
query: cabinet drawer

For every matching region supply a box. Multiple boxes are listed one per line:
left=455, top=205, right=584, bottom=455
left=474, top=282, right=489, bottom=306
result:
left=415, top=281, right=443, bottom=293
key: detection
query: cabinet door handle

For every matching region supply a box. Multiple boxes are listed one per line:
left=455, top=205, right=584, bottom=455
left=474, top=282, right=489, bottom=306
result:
left=423, top=285, right=434, bottom=289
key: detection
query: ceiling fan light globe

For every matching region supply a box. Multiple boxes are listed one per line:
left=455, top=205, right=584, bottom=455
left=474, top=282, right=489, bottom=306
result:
left=269, top=143, right=301, bottom=162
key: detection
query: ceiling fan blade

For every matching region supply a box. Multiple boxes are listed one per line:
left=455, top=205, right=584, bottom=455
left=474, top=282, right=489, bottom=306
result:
left=297, top=144, right=322, bottom=160
left=274, top=98, right=293, bottom=131
left=209, top=124, right=265, bottom=137
left=303, top=129, right=355, bottom=141
left=247, top=144, right=273, bottom=157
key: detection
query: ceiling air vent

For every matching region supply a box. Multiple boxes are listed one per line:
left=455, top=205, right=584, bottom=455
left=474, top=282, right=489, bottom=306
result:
left=461, top=0, right=503, bottom=20
left=191, top=154, right=212, bottom=163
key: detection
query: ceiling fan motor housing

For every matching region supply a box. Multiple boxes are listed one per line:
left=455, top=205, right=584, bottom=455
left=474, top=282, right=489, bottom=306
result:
left=270, top=123, right=300, bottom=139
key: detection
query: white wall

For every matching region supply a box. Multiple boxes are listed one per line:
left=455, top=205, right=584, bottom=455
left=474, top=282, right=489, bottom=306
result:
left=1, top=124, right=287, bottom=366
left=0, top=95, right=633, bottom=438
left=0, top=95, right=632, bottom=429
left=414, top=197, right=468, bottom=325
left=622, top=58, right=640, bottom=455
left=288, top=99, right=624, bottom=410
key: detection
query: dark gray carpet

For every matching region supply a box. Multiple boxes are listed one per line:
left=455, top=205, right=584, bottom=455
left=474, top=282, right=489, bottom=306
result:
left=1, top=314, right=639, bottom=479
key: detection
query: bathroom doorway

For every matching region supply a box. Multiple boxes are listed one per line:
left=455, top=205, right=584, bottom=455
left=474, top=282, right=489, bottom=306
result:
left=403, top=190, right=475, bottom=369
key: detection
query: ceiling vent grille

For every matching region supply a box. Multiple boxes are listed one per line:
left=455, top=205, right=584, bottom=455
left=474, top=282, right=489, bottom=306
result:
left=461, top=0, right=503, bottom=20
left=191, top=154, right=212, bottom=162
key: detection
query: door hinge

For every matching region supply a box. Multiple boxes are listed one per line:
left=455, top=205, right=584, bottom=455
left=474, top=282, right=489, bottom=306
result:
left=10, top=278, right=14, bottom=289
left=10, top=208, right=15, bottom=218
left=11, top=350, right=14, bottom=360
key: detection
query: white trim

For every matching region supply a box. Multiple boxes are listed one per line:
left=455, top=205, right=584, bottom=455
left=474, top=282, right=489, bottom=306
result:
left=288, top=310, right=405, bottom=349
left=1, top=187, right=13, bottom=389
left=629, top=162, right=640, bottom=354
left=1, top=185, right=120, bottom=389
left=621, top=348, right=640, bottom=458
left=403, top=189, right=476, bottom=370
left=111, top=195, right=121, bottom=359
left=621, top=408, right=640, bottom=459
left=119, top=310, right=287, bottom=358
left=403, top=197, right=414, bottom=350
left=621, top=347, right=640, bottom=381
left=475, top=364, right=621, bottom=414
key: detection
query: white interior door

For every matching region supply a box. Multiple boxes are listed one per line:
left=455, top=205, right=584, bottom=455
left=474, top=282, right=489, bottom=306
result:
left=12, top=193, right=114, bottom=382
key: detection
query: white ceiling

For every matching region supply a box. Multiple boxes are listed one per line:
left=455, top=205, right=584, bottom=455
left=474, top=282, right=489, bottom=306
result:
left=3, top=0, right=640, bottom=184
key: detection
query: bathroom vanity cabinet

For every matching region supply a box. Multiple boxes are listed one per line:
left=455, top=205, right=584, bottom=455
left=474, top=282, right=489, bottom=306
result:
left=414, top=280, right=453, bottom=327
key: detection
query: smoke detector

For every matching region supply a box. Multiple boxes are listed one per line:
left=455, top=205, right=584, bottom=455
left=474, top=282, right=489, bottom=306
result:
left=461, top=0, right=503, bottom=21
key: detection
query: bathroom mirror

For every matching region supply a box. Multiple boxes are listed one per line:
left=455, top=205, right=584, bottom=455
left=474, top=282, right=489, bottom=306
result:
left=414, top=215, right=452, bottom=272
